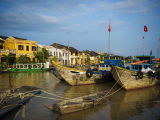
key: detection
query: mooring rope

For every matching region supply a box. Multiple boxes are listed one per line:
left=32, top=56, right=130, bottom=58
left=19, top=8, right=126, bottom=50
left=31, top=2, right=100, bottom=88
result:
left=94, top=66, right=131, bottom=107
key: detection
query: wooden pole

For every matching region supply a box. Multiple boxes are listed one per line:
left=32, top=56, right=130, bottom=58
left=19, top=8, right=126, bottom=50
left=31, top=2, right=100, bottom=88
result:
left=68, top=41, right=69, bottom=66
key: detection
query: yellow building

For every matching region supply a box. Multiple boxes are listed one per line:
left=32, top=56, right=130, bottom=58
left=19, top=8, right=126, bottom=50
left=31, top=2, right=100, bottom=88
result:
left=0, top=36, right=37, bottom=63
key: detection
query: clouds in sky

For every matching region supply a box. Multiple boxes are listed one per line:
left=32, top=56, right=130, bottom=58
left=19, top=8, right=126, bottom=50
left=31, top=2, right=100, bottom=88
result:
left=0, top=0, right=159, bottom=56
left=0, top=0, right=153, bottom=33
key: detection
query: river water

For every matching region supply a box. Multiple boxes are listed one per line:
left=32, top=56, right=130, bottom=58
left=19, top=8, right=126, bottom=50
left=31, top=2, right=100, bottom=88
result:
left=0, top=72, right=160, bottom=120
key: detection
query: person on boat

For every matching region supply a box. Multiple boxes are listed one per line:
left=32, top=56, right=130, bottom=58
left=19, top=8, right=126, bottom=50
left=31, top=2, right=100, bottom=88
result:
left=57, top=60, right=61, bottom=65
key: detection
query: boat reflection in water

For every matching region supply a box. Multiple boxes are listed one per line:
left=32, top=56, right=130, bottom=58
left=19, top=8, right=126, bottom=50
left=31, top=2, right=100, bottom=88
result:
left=108, top=84, right=160, bottom=120
left=55, top=83, right=160, bottom=120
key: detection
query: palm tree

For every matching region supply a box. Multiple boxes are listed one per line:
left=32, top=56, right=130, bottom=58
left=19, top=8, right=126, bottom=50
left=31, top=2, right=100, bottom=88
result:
left=2, top=53, right=13, bottom=67
left=33, top=48, right=49, bottom=62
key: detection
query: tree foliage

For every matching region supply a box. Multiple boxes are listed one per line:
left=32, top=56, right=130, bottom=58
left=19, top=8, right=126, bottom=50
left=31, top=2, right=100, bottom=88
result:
left=33, top=48, right=49, bottom=62
left=2, top=53, right=13, bottom=67
left=16, top=54, right=30, bottom=63
left=52, top=56, right=56, bottom=61
left=125, top=56, right=133, bottom=63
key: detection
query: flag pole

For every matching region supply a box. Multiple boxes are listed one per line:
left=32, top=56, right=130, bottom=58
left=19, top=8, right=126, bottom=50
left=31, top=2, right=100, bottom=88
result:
left=158, top=38, right=159, bottom=59
left=143, top=7, right=145, bottom=61
left=108, top=19, right=111, bottom=61
left=108, top=30, right=110, bottom=61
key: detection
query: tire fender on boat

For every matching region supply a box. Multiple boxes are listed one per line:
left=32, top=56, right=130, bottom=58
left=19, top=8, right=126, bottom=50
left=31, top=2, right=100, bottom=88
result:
left=102, top=70, right=108, bottom=78
left=86, top=68, right=93, bottom=78
left=147, top=71, right=153, bottom=79
left=137, top=71, right=143, bottom=79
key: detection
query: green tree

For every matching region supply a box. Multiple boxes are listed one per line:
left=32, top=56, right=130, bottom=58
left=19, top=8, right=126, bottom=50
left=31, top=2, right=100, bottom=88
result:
left=33, top=48, right=49, bottom=62
left=126, top=56, right=133, bottom=63
left=52, top=56, right=56, bottom=61
left=16, top=54, right=30, bottom=63
left=2, top=53, right=13, bottom=67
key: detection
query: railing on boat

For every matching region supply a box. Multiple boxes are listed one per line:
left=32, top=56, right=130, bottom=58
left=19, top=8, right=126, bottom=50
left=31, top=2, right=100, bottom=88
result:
left=13, top=63, right=45, bottom=69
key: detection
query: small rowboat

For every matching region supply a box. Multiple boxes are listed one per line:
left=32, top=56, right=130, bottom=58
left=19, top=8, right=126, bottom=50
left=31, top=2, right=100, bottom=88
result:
left=0, top=86, right=41, bottom=118
left=45, top=90, right=108, bottom=114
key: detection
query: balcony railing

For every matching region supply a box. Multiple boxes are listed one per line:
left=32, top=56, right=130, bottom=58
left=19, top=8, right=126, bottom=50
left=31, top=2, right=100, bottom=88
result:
left=0, top=49, right=7, bottom=52
left=9, top=50, right=16, bottom=53
left=0, top=49, right=16, bottom=54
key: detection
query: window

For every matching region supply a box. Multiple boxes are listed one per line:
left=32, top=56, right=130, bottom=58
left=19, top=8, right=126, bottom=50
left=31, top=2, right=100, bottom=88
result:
left=26, top=46, right=29, bottom=51
left=0, top=45, right=3, bottom=49
left=18, top=45, right=23, bottom=50
left=32, top=46, right=36, bottom=51
left=50, top=51, right=52, bottom=55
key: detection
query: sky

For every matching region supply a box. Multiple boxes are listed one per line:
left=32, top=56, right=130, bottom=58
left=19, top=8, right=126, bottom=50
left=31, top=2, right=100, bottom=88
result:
left=0, top=0, right=160, bottom=58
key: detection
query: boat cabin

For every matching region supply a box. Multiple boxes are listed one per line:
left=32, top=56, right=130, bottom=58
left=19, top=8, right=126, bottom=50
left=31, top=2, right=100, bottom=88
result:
left=99, top=60, right=123, bottom=72
left=131, top=59, right=155, bottom=73
left=131, top=63, right=155, bottom=72
left=12, top=62, right=49, bottom=69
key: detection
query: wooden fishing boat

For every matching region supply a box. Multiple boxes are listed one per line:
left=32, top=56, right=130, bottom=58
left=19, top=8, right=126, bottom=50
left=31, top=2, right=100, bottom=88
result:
left=51, top=70, right=65, bottom=81
left=52, top=60, right=122, bottom=85
left=110, top=64, right=159, bottom=90
left=45, top=90, right=108, bottom=114
left=0, top=86, right=41, bottom=118
left=7, top=62, right=51, bottom=73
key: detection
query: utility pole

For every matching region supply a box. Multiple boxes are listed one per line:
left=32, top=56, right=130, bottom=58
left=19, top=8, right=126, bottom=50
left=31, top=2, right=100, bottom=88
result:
left=68, top=41, right=69, bottom=66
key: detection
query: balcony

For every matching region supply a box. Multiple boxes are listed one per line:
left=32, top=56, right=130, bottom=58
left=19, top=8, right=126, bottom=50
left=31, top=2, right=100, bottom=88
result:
left=0, top=49, right=16, bottom=55
left=9, top=50, right=16, bottom=53
left=71, top=55, right=79, bottom=59
left=0, top=49, right=8, bottom=53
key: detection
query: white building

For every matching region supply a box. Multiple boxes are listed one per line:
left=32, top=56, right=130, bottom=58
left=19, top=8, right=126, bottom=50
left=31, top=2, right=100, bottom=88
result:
left=38, top=44, right=71, bottom=65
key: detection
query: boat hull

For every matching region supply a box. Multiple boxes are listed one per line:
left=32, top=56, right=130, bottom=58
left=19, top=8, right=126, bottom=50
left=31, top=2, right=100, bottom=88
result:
left=51, top=71, right=65, bottom=81
left=110, top=66, right=159, bottom=90
left=7, top=68, right=50, bottom=73
left=52, top=61, right=111, bottom=85
left=0, top=86, right=41, bottom=118
left=45, top=90, right=108, bottom=114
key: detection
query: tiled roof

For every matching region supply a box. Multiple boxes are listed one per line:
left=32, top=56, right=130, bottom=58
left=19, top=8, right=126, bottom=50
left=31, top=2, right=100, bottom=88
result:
left=50, top=43, right=78, bottom=53
left=0, top=35, right=27, bottom=40
left=12, top=36, right=27, bottom=40
left=0, top=35, right=8, bottom=40
left=81, top=50, right=99, bottom=57
left=40, top=45, right=55, bottom=49
left=62, top=49, right=68, bottom=53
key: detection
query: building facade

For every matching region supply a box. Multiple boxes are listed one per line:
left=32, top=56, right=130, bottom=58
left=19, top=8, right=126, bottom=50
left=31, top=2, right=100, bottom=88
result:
left=38, top=44, right=71, bottom=65
left=0, top=36, right=37, bottom=63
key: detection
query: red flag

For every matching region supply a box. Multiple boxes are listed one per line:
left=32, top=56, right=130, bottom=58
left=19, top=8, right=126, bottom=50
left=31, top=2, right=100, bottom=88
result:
left=150, top=50, right=152, bottom=55
left=159, top=38, right=160, bottom=41
left=144, top=25, right=148, bottom=32
left=108, top=24, right=111, bottom=32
